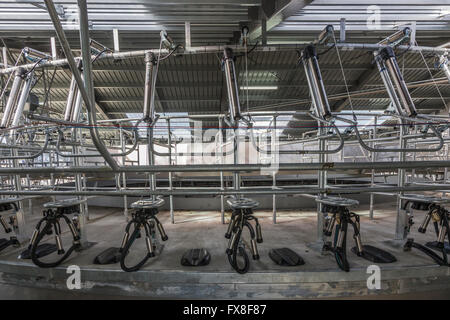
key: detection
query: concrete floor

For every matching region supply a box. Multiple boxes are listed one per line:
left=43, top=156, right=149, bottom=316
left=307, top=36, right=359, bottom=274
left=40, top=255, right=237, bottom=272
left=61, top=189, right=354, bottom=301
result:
left=0, top=197, right=449, bottom=299
left=0, top=283, right=449, bottom=300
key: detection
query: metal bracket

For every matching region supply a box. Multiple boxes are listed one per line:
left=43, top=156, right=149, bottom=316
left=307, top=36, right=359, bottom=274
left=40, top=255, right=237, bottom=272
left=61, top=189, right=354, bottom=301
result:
left=28, top=2, right=65, bottom=18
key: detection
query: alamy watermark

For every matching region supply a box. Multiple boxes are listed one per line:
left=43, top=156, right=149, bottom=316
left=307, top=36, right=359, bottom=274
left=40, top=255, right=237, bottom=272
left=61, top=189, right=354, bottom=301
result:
left=367, top=5, right=381, bottom=30
left=366, top=265, right=381, bottom=290
left=66, top=265, right=81, bottom=290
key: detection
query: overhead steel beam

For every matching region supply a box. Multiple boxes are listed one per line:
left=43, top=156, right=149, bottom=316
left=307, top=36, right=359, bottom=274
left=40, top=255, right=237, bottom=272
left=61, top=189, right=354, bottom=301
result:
left=30, top=80, right=360, bottom=90
left=90, top=63, right=434, bottom=72
left=248, top=0, right=313, bottom=42
left=113, top=28, right=120, bottom=52
left=185, top=22, right=191, bottom=50
left=101, top=105, right=443, bottom=115
left=40, top=93, right=450, bottom=104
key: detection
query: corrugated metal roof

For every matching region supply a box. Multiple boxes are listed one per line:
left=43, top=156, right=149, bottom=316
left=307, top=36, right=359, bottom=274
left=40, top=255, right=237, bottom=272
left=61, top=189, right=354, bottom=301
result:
left=19, top=47, right=448, bottom=123
left=1, top=1, right=449, bottom=127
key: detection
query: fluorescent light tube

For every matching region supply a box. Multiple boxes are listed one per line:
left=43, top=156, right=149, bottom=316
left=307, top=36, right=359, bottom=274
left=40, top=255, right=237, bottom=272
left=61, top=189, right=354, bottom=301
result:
left=240, top=86, right=278, bottom=90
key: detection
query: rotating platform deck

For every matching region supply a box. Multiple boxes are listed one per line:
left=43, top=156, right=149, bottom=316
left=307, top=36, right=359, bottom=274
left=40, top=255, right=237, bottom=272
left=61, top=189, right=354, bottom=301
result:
left=0, top=199, right=448, bottom=299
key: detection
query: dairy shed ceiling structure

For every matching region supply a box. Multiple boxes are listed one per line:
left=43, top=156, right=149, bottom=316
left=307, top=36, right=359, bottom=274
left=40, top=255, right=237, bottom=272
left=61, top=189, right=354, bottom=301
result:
left=0, top=0, right=449, bottom=126
left=2, top=0, right=450, bottom=301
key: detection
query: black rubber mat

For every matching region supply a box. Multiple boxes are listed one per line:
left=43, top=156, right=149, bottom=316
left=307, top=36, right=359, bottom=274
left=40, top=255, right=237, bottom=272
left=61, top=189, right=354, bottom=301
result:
left=352, top=245, right=396, bottom=263
left=0, top=238, right=8, bottom=250
left=404, top=239, right=447, bottom=266
left=0, top=238, right=19, bottom=252
left=93, top=247, right=121, bottom=264
left=425, top=241, right=450, bottom=254
left=181, top=248, right=211, bottom=266
left=19, top=243, right=58, bottom=259
left=269, top=248, right=305, bottom=266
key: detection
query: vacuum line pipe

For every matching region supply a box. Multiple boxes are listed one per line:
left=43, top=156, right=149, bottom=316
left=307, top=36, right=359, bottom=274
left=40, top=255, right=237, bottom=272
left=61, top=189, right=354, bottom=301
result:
left=1, top=43, right=447, bottom=76
left=142, top=52, right=156, bottom=121
left=2, top=185, right=450, bottom=197
left=1, top=160, right=450, bottom=175
left=0, top=68, right=25, bottom=128
left=223, top=47, right=242, bottom=125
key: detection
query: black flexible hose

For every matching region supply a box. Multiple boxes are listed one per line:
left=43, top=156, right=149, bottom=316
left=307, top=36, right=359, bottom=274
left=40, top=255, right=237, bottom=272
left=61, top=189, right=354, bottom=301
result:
left=408, top=241, right=447, bottom=266
left=119, top=221, right=153, bottom=272
left=334, top=222, right=350, bottom=272
left=437, top=211, right=450, bottom=265
left=227, top=227, right=250, bottom=274
left=226, top=215, right=254, bottom=274
left=30, top=218, right=76, bottom=268
left=152, top=215, right=168, bottom=241
left=244, top=221, right=256, bottom=239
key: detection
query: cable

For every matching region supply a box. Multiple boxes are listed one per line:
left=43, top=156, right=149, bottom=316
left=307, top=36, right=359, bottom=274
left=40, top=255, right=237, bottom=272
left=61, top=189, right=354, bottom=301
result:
left=332, top=33, right=356, bottom=120
left=29, top=72, right=43, bottom=91
left=91, top=48, right=108, bottom=64
left=158, top=44, right=182, bottom=61
left=340, top=50, right=373, bottom=64
left=24, top=57, right=45, bottom=76
left=395, top=43, right=411, bottom=59
left=41, top=67, right=57, bottom=111
left=233, top=41, right=258, bottom=59
left=247, top=41, right=258, bottom=55
left=317, top=43, right=336, bottom=57
left=414, top=40, right=448, bottom=112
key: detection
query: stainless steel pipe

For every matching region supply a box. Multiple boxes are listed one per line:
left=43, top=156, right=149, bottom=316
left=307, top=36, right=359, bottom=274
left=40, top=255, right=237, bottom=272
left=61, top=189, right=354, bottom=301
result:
left=223, top=47, right=242, bottom=125
left=0, top=68, right=25, bottom=128
left=142, top=51, right=156, bottom=122
left=1, top=184, right=450, bottom=197
left=379, top=46, right=417, bottom=117
left=302, top=45, right=331, bottom=119
left=44, top=0, right=119, bottom=171
left=0, top=160, right=449, bottom=175
left=1, top=42, right=446, bottom=76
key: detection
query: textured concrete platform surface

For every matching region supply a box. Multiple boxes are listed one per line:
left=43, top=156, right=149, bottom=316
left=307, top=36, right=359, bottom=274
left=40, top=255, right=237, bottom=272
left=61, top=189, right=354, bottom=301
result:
left=0, top=197, right=449, bottom=299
